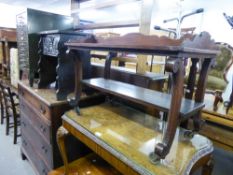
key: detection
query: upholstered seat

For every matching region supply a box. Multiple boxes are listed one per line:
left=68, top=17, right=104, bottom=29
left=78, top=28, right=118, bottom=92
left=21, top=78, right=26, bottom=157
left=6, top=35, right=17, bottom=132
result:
left=206, top=43, right=233, bottom=111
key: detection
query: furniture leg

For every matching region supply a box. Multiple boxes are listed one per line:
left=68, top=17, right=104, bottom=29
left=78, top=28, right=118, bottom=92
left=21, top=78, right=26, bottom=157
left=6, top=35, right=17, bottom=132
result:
left=201, top=156, right=214, bottom=175
left=104, top=52, right=117, bottom=79
left=181, top=58, right=198, bottom=128
left=0, top=102, right=3, bottom=124
left=20, top=149, right=27, bottom=160
left=213, top=90, right=223, bottom=111
left=151, top=59, right=184, bottom=161
left=185, top=58, right=198, bottom=99
left=194, top=58, right=212, bottom=131
left=13, top=116, right=18, bottom=144
left=5, top=113, right=9, bottom=135
left=57, top=126, right=70, bottom=175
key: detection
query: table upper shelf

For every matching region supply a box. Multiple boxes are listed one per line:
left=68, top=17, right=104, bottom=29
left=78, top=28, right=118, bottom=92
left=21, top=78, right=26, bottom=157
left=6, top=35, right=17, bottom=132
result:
left=82, top=78, right=204, bottom=118
left=66, top=32, right=219, bottom=58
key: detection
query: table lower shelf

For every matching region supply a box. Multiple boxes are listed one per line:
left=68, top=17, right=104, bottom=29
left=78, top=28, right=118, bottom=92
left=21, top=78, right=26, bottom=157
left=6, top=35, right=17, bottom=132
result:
left=82, top=78, right=204, bottom=118
left=63, top=102, right=213, bottom=175
left=48, top=153, right=121, bottom=175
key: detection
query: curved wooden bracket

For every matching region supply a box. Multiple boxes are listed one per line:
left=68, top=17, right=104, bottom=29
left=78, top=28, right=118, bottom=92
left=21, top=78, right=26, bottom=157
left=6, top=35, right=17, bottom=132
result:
left=194, top=58, right=212, bottom=131
left=66, top=49, right=82, bottom=114
left=152, top=59, right=184, bottom=161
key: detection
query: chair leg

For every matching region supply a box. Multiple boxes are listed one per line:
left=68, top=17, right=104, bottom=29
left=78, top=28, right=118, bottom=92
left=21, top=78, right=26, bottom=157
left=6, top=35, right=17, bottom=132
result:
left=5, top=114, right=9, bottom=135
left=21, top=149, right=27, bottom=160
left=213, top=90, right=223, bottom=111
left=13, top=120, right=17, bottom=144
left=0, top=102, right=3, bottom=124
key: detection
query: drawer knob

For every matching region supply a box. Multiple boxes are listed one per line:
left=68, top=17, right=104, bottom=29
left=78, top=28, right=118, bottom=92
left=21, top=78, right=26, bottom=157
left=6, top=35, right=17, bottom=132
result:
left=41, top=146, right=48, bottom=153
left=42, top=168, right=46, bottom=175
left=21, top=121, right=26, bottom=127
left=23, top=140, right=27, bottom=146
left=40, top=125, right=46, bottom=133
left=40, top=105, right=46, bottom=114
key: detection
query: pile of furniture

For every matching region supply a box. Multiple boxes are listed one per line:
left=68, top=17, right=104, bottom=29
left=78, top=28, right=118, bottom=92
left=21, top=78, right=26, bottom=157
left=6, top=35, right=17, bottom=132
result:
left=48, top=32, right=219, bottom=175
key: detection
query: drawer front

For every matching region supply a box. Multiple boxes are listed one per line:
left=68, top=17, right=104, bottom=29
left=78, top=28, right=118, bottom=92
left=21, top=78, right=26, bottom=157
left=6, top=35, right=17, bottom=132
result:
left=18, top=85, right=51, bottom=120
left=20, top=98, right=51, bottom=143
left=21, top=114, right=53, bottom=168
left=21, top=136, right=50, bottom=175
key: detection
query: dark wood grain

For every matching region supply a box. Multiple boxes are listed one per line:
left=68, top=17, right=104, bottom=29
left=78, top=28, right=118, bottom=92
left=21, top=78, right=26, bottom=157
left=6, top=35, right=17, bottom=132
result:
left=82, top=78, right=204, bottom=118
left=185, top=58, right=198, bottom=99
left=194, top=58, right=212, bottom=131
left=154, top=59, right=184, bottom=159
left=67, top=31, right=218, bottom=161
left=66, top=32, right=219, bottom=58
left=182, top=58, right=199, bottom=128
left=104, top=52, right=117, bottom=79
left=91, top=63, right=167, bottom=88
left=19, top=81, right=90, bottom=175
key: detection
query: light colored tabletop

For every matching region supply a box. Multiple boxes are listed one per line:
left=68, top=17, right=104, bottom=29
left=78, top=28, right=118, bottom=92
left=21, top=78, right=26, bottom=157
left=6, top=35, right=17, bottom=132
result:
left=64, top=102, right=213, bottom=175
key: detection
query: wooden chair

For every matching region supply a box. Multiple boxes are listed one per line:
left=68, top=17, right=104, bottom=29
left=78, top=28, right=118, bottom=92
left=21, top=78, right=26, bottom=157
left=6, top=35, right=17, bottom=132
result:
left=0, top=82, right=5, bottom=124
left=0, top=82, right=20, bottom=144
left=206, top=42, right=233, bottom=111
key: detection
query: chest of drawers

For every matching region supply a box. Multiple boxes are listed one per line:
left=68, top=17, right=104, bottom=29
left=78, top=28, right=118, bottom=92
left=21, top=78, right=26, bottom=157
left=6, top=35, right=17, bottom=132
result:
left=18, top=81, right=89, bottom=175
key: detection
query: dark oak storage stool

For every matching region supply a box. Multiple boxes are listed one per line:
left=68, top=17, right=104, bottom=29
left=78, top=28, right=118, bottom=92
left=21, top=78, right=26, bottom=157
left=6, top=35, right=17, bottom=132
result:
left=48, top=153, right=121, bottom=175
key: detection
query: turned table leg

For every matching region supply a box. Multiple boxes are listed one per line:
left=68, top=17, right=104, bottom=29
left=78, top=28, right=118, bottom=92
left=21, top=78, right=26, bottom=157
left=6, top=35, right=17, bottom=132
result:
left=57, top=126, right=70, bottom=175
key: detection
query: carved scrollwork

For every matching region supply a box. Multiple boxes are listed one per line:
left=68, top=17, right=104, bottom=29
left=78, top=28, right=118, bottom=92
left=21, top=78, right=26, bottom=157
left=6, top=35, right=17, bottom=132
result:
left=182, top=31, right=218, bottom=50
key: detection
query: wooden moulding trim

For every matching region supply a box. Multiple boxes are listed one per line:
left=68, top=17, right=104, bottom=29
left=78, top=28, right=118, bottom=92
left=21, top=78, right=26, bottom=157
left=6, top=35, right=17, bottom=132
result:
left=202, top=109, right=233, bottom=122
left=66, top=32, right=219, bottom=54
left=184, top=142, right=213, bottom=175
left=81, top=78, right=204, bottom=117
left=202, top=112, right=233, bottom=128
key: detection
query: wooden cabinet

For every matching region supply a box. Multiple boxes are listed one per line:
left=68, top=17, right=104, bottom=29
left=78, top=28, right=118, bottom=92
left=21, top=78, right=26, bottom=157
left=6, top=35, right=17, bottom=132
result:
left=0, top=28, right=17, bottom=79
left=18, top=81, right=90, bottom=175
